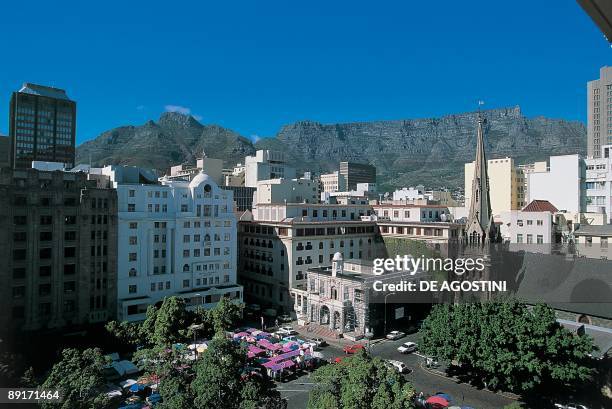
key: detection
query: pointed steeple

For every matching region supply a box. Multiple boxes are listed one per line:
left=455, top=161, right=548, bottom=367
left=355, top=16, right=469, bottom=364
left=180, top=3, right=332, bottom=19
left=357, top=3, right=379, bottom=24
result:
left=466, top=114, right=496, bottom=243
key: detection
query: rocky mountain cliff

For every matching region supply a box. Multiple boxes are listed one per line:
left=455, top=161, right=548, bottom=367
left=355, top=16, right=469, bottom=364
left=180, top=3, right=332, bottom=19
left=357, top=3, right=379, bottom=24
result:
left=76, top=107, right=586, bottom=190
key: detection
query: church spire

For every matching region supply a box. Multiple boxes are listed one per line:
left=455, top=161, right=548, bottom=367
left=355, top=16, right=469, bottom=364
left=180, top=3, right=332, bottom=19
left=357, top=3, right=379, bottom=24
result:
left=466, top=112, right=496, bottom=243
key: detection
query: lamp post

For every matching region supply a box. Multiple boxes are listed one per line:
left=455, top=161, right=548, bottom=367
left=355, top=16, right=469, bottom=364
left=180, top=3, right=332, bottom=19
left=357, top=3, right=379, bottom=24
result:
left=188, top=323, right=205, bottom=359
left=383, top=292, right=396, bottom=336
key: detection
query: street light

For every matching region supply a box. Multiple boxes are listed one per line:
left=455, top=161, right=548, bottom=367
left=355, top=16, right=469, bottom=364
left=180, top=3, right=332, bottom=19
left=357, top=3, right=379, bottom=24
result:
left=383, top=292, right=396, bottom=336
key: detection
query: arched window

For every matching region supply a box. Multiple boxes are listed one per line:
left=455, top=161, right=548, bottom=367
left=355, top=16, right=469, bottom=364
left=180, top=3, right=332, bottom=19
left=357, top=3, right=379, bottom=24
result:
left=183, top=264, right=190, bottom=272
left=204, top=234, right=210, bottom=242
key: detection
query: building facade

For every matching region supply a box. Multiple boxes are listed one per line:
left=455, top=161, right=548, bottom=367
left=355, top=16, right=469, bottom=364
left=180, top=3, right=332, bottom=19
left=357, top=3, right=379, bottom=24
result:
left=465, top=157, right=525, bottom=216
left=113, top=170, right=242, bottom=321
left=9, top=83, right=76, bottom=169
left=587, top=66, right=612, bottom=158
left=238, top=203, right=386, bottom=312
left=339, top=161, right=376, bottom=190
left=585, top=144, right=612, bottom=223
left=245, top=150, right=296, bottom=188
left=0, top=168, right=117, bottom=335
left=255, top=178, right=318, bottom=205
left=320, top=171, right=347, bottom=193
left=527, top=154, right=586, bottom=214
left=222, top=186, right=257, bottom=211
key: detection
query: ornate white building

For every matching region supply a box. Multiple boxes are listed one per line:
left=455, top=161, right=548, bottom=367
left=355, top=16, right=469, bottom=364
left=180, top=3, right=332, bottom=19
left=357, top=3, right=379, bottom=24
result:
left=113, top=169, right=242, bottom=321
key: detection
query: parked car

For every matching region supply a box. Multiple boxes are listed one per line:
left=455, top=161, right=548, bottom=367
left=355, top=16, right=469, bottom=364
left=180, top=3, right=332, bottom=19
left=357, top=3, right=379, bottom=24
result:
left=554, top=404, right=590, bottom=409
left=343, top=344, right=365, bottom=354
left=385, top=359, right=411, bottom=374
left=386, top=330, right=406, bottom=340
left=309, top=337, right=327, bottom=347
left=278, top=314, right=292, bottom=323
left=397, top=342, right=418, bottom=354
left=277, top=326, right=298, bottom=336
left=301, top=341, right=319, bottom=351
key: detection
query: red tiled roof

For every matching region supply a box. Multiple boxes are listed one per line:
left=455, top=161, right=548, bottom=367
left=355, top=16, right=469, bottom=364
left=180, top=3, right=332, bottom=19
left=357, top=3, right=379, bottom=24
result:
left=522, top=200, right=558, bottom=213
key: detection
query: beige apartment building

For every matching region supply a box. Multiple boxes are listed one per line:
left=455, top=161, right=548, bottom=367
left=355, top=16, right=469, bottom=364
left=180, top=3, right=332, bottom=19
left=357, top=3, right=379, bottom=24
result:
left=587, top=66, right=612, bottom=158
left=465, top=157, right=525, bottom=216
left=320, top=171, right=347, bottom=193
left=237, top=203, right=386, bottom=312
left=254, top=178, right=318, bottom=205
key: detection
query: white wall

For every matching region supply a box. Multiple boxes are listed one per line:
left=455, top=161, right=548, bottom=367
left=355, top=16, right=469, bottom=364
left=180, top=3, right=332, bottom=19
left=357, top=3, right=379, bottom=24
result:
left=528, top=155, right=585, bottom=213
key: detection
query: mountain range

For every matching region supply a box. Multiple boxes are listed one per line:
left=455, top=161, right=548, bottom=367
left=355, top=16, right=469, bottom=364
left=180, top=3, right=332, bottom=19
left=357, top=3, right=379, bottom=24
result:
left=76, top=107, right=586, bottom=190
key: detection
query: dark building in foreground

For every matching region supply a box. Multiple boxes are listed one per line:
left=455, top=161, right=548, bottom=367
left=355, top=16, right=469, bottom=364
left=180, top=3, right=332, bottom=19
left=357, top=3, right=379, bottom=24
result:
left=0, top=168, right=117, bottom=335
left=9, top=83, right=76, bottom=169
left=339, top=161, right=376, bottom=190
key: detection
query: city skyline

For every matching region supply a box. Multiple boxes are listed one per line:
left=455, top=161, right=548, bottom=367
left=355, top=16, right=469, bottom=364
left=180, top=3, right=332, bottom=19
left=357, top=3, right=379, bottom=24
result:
left=0, top=0, right=610, bottom=145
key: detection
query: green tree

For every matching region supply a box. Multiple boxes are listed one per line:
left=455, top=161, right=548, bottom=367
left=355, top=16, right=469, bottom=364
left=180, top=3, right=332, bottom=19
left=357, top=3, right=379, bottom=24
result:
left=420, top=300, right=596, bottom=393
left=151, top=297, right=190, bottom=346
left=40, top=348, right=109, bottom=409
left=105, top=320, right=142, bottom=347
left=307, top=351, right=415, bottom=409
left=190, top=335, right=283, bottom=409
left=210, top=296, right=243, bottom=334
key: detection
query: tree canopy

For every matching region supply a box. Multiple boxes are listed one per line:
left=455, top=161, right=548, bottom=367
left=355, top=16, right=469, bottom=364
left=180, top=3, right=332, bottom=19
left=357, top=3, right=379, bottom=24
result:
left=40, top=348, right=109, bottom=409
left=307, top=351, right=415, bottom=409
left=420, top=300, right=596, bottom=393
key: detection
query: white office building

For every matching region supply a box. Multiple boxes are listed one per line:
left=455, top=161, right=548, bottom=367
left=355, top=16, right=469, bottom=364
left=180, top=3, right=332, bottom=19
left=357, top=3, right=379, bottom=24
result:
left=585, top=145, right=612, bottom=223
left=244, top=150, right=296, bottom=187
left=114, top=170, right=242, bottom=321
left=526, top=154, right=586, bottom=214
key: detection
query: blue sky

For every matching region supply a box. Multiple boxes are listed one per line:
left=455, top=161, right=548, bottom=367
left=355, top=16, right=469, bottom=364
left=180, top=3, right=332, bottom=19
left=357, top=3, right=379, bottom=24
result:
left=0, top=0, right=609, bottom=144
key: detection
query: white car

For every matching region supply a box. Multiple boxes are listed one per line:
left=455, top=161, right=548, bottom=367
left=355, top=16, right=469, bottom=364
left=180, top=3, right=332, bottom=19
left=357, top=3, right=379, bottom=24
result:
left=554, top=404, right=590, bottom=409
left=386, top=359, right=411, bottom=374
left=277, top=326, right=297, bottom=336
left=397, top=342, right=418, bottom=354
left=386, top=331, right=406, bottom=340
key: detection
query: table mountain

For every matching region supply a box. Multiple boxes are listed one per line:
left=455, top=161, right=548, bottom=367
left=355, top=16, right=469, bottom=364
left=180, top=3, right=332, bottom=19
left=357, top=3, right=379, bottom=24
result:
left=76, top=107, right=586, bottom=190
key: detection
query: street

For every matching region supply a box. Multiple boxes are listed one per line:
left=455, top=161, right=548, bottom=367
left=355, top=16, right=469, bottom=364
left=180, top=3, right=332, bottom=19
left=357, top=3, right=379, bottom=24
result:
left=277, top=329, right=515, bottom=409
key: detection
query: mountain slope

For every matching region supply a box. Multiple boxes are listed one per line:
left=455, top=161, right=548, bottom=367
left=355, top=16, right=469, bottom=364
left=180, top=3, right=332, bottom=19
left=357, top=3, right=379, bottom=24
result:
left=76, top=107, right=586, bottom=190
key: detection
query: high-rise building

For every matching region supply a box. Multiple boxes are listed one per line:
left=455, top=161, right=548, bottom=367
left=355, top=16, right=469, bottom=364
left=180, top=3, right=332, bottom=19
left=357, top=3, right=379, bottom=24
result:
left=339, top=162, right=376, bottom=190
left=587, top=66, right=612, bottom=158
left=9, top=83, right=76, bottom=169
left=0, top=167, right=117, bottom=335
left=107, top=168, right=242, bottom=322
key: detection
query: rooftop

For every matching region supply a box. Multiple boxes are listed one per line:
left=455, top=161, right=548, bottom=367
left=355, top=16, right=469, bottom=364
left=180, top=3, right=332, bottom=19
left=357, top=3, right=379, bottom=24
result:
left=573, top=224, right=612, bottom=237
left=18, top=83, right=71, bottom=100
left=522, top=199, right=559, bottom=213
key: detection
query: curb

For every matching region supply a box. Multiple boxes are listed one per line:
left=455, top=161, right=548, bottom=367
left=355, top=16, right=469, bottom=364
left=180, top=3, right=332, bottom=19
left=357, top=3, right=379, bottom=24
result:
left=419, top=361, right=521, bottom=401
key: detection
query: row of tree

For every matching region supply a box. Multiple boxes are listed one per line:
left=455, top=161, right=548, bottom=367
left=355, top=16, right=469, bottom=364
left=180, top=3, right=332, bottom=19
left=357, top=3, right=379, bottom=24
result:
left=419, top=300, right=597, bottom=393
left=34, top=296, right=262, bottom=408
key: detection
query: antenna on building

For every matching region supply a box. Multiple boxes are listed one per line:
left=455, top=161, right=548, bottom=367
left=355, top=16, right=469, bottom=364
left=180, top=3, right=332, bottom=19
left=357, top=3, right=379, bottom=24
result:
left=477, top=100, right=485, bottom=122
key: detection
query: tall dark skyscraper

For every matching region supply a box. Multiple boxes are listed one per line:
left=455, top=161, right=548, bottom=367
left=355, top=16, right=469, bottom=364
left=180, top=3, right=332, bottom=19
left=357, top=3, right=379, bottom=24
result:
left=9, top=83, right=76, bottom=169
left=339, top=161, right=376, bottom=190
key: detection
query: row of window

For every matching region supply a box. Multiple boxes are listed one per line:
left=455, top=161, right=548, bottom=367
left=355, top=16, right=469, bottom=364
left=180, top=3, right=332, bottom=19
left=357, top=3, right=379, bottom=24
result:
left=515, top=234, right=545, bottom=244
left=12, top=264, right=77, bottom=279
left=12, top=281, right=76, bottom=299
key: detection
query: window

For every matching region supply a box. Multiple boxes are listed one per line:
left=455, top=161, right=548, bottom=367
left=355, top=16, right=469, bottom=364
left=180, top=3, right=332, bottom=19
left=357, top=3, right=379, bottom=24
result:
left=183, top=279, right=190, bottom=288
left=183, top=249, right=190, bottom=258
left=527, top=220, right=533, bottom=226
left=129, top=222, right=138, bottom=229
left=129, top=268, right=137, bottom=277
left=128, top=285, right=137, bottom=294
left=516, top=234, right=523, bottom=243
left=64, top=247, right=76, bottom=257
left=128, top=204, right=136, bottom=212
left=129, top=236, right=137, bottom=245
left=602, top=238, right=609, bottom=248
left=13, top=215, right=27, bottom=225
left=526, top=234, right=533, bottom=244
left=40, top=215, right=52, bottom=225
left=129, top=253, right=137, bottom=261
left=536, top=235, right=544, bottom=244
left=64, top=264, right=76, bottom=275
left=64, top=231, right=76, bottom=240
left=64, top=281, right=76, bottom=293
left=129, top=190, right=135, bottom=197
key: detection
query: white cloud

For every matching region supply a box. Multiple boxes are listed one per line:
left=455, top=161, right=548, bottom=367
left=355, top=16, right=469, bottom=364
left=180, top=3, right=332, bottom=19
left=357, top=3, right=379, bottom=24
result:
left=164, top=105, right=192, bottom=115
left=251, top=134, right=261, bottom=143
left=164, top=105, right=203, bottom=122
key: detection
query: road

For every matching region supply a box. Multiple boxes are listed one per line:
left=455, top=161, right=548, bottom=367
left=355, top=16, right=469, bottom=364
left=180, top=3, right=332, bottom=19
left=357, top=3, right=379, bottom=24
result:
left=276, top=331, right=515, bottom=409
